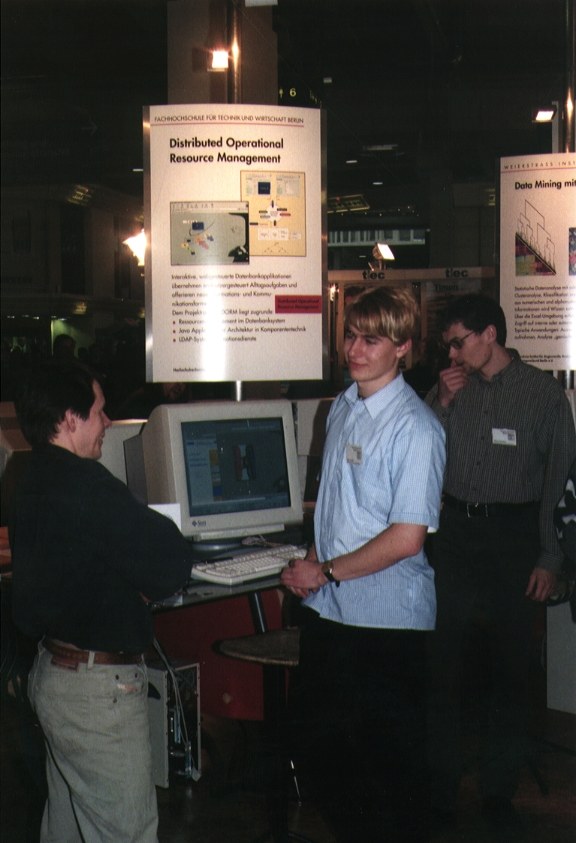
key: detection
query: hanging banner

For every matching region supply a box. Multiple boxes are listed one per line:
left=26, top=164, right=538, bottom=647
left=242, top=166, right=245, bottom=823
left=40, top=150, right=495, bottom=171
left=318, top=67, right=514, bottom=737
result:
left=143, top=104, right=325, bottom=382
left=499, top=152, right=576, bottom=370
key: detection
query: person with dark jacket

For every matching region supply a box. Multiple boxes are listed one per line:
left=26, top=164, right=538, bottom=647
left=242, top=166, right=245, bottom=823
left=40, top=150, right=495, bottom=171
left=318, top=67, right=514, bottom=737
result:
left=425, top=294, right=576, bottom=829
left=9, top=360, right=195, bottom=843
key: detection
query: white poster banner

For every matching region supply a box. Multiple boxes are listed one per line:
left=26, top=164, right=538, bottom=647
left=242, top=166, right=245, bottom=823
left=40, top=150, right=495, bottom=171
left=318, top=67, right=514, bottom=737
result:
left=144, top=104, right=325, bottom=382
left=500, top=153, right=576, bottom=370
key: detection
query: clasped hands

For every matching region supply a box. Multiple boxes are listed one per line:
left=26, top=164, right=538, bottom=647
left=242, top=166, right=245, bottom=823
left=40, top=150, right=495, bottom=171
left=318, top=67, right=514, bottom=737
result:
left=281, top=556, right=325, bottom=598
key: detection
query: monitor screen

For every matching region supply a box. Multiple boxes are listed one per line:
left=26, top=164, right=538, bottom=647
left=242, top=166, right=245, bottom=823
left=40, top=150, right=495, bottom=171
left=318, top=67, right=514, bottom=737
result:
left=140, top=400, right=303, bottom=546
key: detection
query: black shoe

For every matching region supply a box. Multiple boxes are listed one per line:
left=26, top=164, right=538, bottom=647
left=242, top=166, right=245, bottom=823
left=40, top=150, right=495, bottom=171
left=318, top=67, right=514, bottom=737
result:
left=430, top=807, right=456, bottom=837
left=482, top=797, right=523, bottom=832
left=482, top=796, right=513, bottom=814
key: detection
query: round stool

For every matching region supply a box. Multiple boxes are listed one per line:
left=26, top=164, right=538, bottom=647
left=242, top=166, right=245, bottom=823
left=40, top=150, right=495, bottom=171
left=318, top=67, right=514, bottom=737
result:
left=218, top=627, right=313, bottom=843
left=219, top=628, right=300, bottom=669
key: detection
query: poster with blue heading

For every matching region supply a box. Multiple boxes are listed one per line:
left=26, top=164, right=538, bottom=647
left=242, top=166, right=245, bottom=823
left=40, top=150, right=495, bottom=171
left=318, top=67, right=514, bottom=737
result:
left=144, top=104, right=326, bottom=382
left=500, top=152, right=576, bottom=370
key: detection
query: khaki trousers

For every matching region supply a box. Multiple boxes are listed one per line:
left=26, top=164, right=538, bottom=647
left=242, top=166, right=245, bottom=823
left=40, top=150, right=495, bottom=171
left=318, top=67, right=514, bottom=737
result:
left=28, top=643, right=158, bottom=843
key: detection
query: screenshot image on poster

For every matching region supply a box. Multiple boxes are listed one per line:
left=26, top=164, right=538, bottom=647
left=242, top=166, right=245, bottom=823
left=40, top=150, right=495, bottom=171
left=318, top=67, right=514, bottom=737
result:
left=170, top=201, right=249, bottom=266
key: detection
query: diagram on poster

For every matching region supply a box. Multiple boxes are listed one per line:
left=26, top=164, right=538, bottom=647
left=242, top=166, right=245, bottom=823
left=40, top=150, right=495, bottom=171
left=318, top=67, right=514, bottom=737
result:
left=241, top=171, right=306, bottom=257
left=500, top=152, right=576, bottom=370
left=515, top=199, right=556, bottom=275
left=170, top=201, right=249, bottom=266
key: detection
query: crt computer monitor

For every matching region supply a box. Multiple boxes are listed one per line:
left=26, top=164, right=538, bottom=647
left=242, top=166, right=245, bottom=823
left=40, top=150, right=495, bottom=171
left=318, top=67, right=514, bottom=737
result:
left=140, top=400, right=303, bottom=550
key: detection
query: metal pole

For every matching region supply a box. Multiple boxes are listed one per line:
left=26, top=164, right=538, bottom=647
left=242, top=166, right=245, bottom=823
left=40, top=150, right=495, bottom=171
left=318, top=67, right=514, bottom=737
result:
left=228, top=0, right=241, bottom=105
left=563, top=0, right=575, bottom=389
left=230, top=0, right=242, bottom=400
left=563, top=0, right=575, bottom=152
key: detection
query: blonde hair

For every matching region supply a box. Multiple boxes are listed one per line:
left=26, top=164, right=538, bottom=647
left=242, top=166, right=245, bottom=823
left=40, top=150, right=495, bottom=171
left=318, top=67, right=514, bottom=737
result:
left=344, top=286, right=419, bottom=345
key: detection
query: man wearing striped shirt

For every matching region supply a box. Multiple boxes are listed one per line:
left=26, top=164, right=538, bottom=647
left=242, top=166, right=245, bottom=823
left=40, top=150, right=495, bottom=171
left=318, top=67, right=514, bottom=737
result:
left=425, top=293, right=576, bottom=829
left=282, top=287, right=445, bottom=842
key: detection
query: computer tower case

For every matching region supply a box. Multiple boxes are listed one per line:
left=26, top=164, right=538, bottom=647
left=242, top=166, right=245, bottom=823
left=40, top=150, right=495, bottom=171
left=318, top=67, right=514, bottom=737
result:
left=147, top=662, right=201, bottom=788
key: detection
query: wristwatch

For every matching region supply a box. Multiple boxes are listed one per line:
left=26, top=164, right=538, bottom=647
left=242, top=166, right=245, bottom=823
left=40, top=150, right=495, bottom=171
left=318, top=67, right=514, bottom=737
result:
left=321, top=561, right=340, bottom=587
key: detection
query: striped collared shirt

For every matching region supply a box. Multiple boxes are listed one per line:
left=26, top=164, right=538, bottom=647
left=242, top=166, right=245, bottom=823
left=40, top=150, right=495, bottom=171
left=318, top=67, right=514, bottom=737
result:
left=426, top=351, right=576, bottom=571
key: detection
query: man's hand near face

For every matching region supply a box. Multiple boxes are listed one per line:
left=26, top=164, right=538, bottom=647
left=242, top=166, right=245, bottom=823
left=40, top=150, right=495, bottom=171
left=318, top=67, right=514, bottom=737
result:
left=437, top=362, right=469, bottom=407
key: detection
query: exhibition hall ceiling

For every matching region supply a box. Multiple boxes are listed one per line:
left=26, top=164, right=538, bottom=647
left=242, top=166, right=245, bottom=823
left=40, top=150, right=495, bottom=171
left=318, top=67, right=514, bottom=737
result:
left=1, top=0, right=569, bottom=228
left=276, top=0, right=568, bottom=226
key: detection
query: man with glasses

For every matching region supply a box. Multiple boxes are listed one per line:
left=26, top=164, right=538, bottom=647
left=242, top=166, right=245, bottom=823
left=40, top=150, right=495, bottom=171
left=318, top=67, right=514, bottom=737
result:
left=425, top=293, right=576, bottom=830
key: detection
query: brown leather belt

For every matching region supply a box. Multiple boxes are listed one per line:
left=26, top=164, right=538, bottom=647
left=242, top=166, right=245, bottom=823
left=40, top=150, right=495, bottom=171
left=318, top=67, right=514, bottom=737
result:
left=443, top=494, right=538, bottom=518
left=43, top=638, right=143, bottom=666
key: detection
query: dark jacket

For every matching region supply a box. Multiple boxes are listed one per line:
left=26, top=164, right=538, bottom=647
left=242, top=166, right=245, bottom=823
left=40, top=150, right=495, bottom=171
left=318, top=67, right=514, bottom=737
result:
left=9, top=444, right=194, bottom=652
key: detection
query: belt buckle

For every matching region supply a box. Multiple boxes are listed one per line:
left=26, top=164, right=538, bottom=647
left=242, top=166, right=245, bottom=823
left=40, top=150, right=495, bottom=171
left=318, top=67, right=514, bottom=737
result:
left=466, top=502, right=488, bottom=517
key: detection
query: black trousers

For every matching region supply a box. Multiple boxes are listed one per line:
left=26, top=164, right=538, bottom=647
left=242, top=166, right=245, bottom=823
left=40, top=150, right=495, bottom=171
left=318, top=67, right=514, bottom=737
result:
left=288, top=608, right=430, bottom=843
left=427, top=503, right=540, bottom=811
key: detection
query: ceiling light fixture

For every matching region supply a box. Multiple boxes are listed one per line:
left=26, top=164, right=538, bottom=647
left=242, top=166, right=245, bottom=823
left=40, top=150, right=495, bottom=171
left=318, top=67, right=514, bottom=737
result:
left=209, top=49, right=229, bottom=71
left=363, top=144, right=398, bottom=152
left=123, top=229, right=146, bottom=266
left=373, top=242, right=395, bottom=261
left=532, top=106, right=557, bottom=123
left=368, top=242, right=395, bottom=272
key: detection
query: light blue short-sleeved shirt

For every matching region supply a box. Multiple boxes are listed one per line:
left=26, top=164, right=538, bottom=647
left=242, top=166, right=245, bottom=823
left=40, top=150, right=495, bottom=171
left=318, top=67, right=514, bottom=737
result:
left=304, top=375, right=446, bottom=630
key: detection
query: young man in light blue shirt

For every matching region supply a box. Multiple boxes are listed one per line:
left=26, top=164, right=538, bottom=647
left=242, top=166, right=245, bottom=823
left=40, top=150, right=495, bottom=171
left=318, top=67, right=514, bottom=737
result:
left=282, top=286, right=445, bottom=842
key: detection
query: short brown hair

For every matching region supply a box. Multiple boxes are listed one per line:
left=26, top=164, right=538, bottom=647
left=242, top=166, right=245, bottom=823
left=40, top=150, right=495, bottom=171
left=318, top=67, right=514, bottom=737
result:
left=15, top=361, right=98, bottom=448
left=344, top=286, right=419, bottom=345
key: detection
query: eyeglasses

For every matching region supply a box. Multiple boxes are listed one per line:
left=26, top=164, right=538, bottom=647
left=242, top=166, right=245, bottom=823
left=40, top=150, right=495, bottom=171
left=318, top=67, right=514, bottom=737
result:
left=443, top=330, right=476, bottom=351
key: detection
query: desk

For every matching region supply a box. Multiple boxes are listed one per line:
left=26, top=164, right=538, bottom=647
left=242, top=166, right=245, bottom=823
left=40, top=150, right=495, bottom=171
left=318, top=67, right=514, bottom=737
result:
left=152, top=577, right=286, bottom=722
left=152, top=521, right=311, bottom=721
left=154, top=575, right=281, bottom=623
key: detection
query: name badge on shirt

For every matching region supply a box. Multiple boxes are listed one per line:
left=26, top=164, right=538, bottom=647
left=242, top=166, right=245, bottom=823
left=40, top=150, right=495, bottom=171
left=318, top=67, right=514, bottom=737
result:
left=346, top=444, right=363, bottom=464
left=492, top=428, right=517, bottom=446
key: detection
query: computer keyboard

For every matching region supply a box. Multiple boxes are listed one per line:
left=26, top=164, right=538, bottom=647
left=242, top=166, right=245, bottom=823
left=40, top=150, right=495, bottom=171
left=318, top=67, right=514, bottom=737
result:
left=189, top=544, right=308, bottom=586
